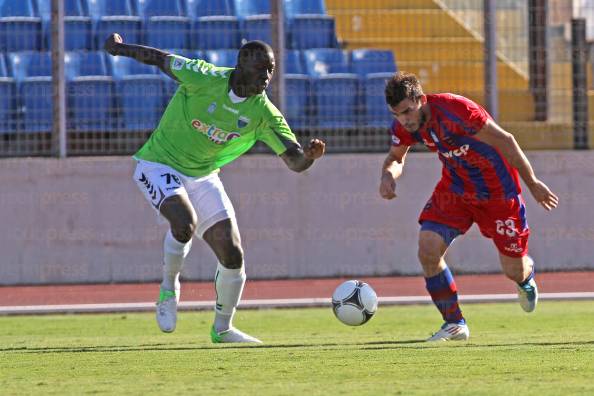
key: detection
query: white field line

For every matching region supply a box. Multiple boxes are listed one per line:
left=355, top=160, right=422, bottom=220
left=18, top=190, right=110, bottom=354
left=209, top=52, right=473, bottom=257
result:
left=1, top=292, right=594, bottom=315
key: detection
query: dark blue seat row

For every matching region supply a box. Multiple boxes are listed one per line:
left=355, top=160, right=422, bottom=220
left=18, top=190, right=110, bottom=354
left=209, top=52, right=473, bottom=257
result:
left=0, top=0, right=332, bottom=51
left=0, top=49, right=397, bottom=134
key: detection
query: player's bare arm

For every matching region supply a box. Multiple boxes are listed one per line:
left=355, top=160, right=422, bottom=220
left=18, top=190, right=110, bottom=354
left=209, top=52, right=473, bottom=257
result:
left=379, top=145, right=409, bottom=200
left=103, top=33, right=177, bottom=80
left=280, top=138, right=325, bottom=172
left=474, top=119, right=559, bottom=211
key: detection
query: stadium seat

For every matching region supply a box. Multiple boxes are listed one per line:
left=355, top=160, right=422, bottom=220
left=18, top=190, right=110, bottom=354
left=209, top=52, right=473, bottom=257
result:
left=145, top=18, right=190, bottom=49
left=312, top=74, right=359, bottom=128
left=283, top=74, right=312, bottom=128
left=205, top=49, right=238, bottom=67
left=8, top=51, right=53, bottom=132
left=361, top=72, right=394, bottom=128
left=284, top=0, right=326, bottom=18
left=0, top=76, right=15, bottom=133
left=88, top=0, right=142, bottom=49
left=0, top=53, right=16, bottom=133
left=191, top=16, right=240, bottom=49
left=109, top=56, right=164, bottom=132
left=37, top=0, right=92, bottom=50
left=0, top=0, right=42, bottom=51
left=241, top=14, right=271, bottom=44
left=233, top=0, right=269, bottom=18
left=288, top=15, right=337, bottom=49
left=136, top=0, right=190, bottom=49
left=302, top=48, right=350, bottom=77
left=350, top=49, right=397, bottom=77
left=65, top=51, right=117, bottom=132
left=186, top=0, right=235, bottom=18
left=285, top=49, right=303, bottom=74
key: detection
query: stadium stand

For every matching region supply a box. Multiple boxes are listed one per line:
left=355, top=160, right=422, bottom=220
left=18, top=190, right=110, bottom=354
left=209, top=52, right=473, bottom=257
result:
left=88, top=0, right=142, bottom=50
left=288, top=15, right=336, bottom=49
left=8, top=51, right=52, bottom=133
left=109, top=56, right=164, bottom=132
left=302, top=48, right=350, bottom=77
left=313, top=74, right=359, bottom=128
left=0, top=0, right=42, bottom=51
left=37, top=0, right=92, bottom=51
left=191, top=16, right=240, bottom=49
left=362, top=72, right=394, bottom=128
left=242, top=14, right=273, bottom=44
left=350, top=49, right=397, bottom=77
left=136, top=0, right=190, bottom=49
left=0, top=52, right=15, bottom=133
left=204, top=49, right=238, bottom=67
left=186, top=0, right=235, bottom=17
left=65, top=51, right=117, bottom=132
left=284, top=0, right=326, bottom=17
left=233, top=0, right=270, bottom=18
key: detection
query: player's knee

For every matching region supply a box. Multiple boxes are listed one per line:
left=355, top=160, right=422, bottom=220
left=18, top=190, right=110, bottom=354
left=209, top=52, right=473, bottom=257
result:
left=170, top=217, right=197, bottom=243
left=218, top=244, right=244, bottom=269
left=417, top=237, right=443, bottom=266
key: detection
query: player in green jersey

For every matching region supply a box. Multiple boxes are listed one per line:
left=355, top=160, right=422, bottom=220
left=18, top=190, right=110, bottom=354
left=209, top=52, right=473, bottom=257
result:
left=104, top=33, right=325, bottom=343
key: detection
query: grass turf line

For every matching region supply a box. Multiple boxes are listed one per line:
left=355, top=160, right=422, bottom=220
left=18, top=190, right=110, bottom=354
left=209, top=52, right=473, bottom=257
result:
left=1, top=301, right=593, bottom=395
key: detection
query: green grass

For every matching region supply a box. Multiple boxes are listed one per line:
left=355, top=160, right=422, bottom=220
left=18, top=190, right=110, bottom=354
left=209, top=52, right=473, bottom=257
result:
left=1, top=301, right=593, bottom=395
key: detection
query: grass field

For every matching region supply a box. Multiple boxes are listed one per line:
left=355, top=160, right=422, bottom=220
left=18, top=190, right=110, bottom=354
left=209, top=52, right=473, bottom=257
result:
left=1, top=301, right=593, bottom=395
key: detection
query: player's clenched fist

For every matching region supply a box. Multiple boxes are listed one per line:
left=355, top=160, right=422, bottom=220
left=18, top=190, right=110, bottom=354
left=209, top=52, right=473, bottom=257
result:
left=379, top=173, right=397, bottom=200
left=304, top=138, right=325, bottom=160
left=104, top=33, right=123, bottom=56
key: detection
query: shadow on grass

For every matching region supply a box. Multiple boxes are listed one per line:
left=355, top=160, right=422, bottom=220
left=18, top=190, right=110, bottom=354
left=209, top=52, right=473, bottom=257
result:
left=4, top=339, right=592, bottom=354
left=0, top=339, right=428, bottom=354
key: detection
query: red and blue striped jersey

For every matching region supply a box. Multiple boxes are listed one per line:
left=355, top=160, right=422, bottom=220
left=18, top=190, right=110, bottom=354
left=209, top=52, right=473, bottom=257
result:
left=391, top=93, right=521, bottom=201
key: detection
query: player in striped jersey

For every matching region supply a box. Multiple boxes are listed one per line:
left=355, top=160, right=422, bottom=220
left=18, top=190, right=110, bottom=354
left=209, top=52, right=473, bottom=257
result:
left=379, top=72, right=559, bottom=341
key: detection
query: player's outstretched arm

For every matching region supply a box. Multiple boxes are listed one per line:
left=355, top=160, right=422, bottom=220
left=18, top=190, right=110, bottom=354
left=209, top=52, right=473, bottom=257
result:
left=103, top=33, right=176, bottom=80
left=474, top=119, right=559, bottom=211
left=280, top=138, right=325, bottom=172
left=379, top=145, right=409, bottom=200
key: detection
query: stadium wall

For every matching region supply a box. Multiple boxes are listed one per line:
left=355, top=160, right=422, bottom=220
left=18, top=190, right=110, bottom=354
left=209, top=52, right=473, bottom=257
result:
left=1, top=151, right=592, bottom=285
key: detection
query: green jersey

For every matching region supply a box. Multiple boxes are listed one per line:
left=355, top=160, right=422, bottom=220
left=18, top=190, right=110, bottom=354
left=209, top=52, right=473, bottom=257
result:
left=134, top=54, right=299, bottom=177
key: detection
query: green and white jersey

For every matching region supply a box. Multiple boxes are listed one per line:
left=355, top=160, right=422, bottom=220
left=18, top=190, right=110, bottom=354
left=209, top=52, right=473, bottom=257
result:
left=134, top=55, right=299, bottom=177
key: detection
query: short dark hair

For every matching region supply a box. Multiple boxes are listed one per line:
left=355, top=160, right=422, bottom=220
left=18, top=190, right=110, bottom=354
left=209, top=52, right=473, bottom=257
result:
left=237, top=40, right=273, bottom=64
left=385, top=72, right=424, bottom=107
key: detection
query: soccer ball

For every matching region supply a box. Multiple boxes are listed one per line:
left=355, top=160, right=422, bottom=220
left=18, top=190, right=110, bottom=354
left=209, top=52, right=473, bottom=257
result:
left=331, top=280, right=378, bottom=326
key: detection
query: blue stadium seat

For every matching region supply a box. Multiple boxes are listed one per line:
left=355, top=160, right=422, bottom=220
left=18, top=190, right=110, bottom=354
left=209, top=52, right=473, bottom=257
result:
left=285, top=50, right=303, bottom=74
left=109, top=56, right=164, bottom=132
left=350, top=49, right=397, bottom=77
left=312, top=74, right=359, bottom=128
left=284, top=74, right=312, bottom=128
left=65, top=51, right=117, bottom=132
left=191, top=16, right=240, bottom=49
left=0, top=53, right=16, bottom=133
left=289, top=15, right=336, bottom=49
left=136, top=0, right=190, bottom=49
left=233, top=0, right=269, bottom=18
left=285, top=0, right=326, bottom=18
left=0, top=76, right=16, bottom=133
left=88, top=0, right=141, bottom=49
left=145, top=18, right=190, bottom=49
left=186, top=0, right=235, bottom=17
left=8, top=51, right=53, bottom=132
left=205, top=49, right=238, bottom=67
left=241, top=14, right=271, bottom=44
left=135, top=0, right=185, bottom=17
left=0, top=0, right=42, bottom=51
left=302, top=48, right=350, bottom=77
left=362, top=72, right=394, bottom=128
left=37, top=0, right=92, bottom=50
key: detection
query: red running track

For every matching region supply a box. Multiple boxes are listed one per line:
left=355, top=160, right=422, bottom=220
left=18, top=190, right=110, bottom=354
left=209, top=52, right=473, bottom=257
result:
left=1, top=272, right=593, bottom=306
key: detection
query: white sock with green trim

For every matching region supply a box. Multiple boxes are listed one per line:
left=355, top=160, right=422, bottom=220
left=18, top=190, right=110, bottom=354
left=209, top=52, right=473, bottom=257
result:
left=161, top=230, right=192, bottom=291
left=214, top=262, right=246, bottom=332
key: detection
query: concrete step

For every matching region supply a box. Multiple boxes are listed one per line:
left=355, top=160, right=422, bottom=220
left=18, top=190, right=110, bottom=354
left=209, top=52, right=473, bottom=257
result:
left=398, top=61, right=529, bottom=91
left=326, top=0, right=439, bottom=10
left=332, top=10, right=471, bottom=39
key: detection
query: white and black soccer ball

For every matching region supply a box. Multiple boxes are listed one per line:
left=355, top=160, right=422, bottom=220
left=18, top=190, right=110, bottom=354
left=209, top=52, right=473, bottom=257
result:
left=332, top=280, right=378, bottom=326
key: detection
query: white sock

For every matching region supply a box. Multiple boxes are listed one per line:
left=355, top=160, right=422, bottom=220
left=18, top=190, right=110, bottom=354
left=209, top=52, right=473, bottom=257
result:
left=161, top=230, right=192, bottom=291
left=214, top=262, right=246, bottom=332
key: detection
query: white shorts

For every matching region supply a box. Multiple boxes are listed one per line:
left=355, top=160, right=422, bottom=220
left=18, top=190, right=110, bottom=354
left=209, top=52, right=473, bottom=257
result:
left=133, top=159, right=236, bottom=238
